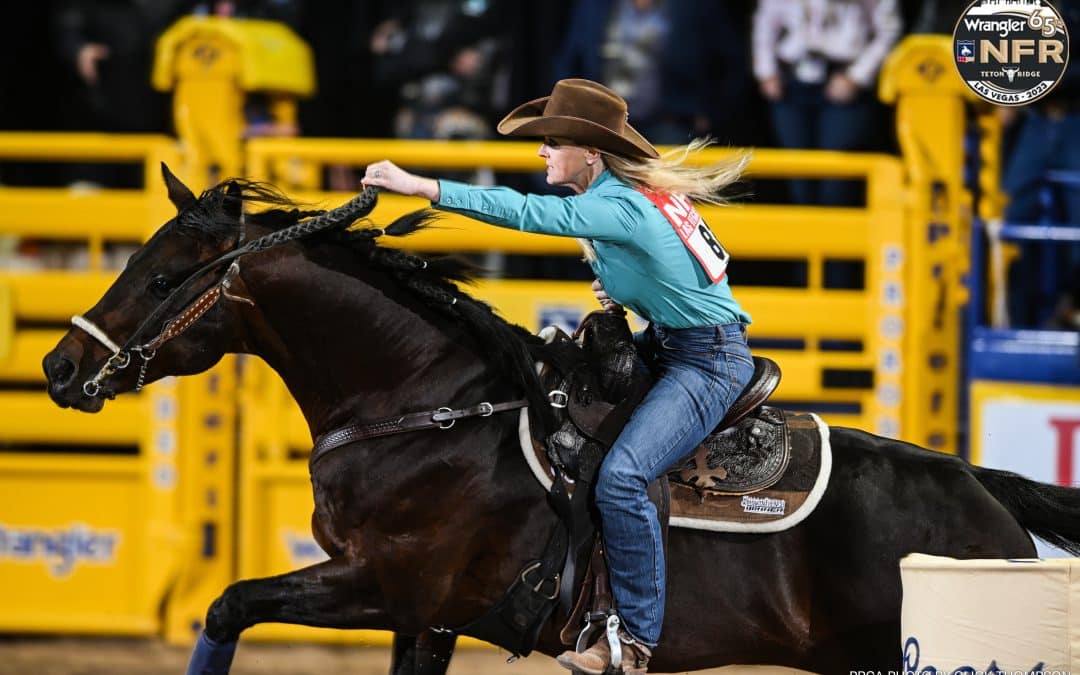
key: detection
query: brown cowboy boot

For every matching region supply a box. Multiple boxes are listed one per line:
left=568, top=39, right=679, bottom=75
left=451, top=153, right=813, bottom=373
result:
left=556, top=630, right=652, bottom=675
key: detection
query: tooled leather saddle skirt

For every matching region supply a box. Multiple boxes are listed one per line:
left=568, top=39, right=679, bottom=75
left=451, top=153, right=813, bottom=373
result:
left=531, top=312, right=832, bottom=531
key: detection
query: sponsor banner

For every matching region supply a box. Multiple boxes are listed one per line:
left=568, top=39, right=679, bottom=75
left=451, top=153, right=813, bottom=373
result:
left=0, top=522, right=120, bottom=578
left=970, top=380, right=1080, bottom=557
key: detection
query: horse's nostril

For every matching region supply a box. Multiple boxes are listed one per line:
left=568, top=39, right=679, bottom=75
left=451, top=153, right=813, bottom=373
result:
left=44, top=353, right=77, bottom=388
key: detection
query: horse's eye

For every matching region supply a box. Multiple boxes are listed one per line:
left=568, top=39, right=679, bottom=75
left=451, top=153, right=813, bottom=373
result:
left=149, top=275, right=172, bottom=298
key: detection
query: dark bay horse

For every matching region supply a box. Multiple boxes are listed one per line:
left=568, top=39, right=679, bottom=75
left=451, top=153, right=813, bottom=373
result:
left=43, top=168, right=1080, bottom=674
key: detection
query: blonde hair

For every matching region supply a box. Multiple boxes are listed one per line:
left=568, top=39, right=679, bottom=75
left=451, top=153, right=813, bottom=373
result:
left=576, top=137, right=750, bottom=261
left=602, top=137, right=750, bottom=206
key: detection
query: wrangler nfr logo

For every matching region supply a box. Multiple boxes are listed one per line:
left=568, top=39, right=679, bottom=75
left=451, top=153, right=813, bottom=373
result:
left=953, top=0, right=1070, bottom=105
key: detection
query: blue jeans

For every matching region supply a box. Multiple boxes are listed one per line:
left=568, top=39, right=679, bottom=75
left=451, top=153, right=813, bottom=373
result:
left=595, top=323, right=754, bottom=646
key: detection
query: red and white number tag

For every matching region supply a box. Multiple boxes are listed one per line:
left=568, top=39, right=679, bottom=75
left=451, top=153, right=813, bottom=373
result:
left=637, top=189, right=729, bottom=283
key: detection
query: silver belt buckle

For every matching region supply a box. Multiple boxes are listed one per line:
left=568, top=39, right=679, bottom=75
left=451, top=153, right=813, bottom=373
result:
left=794, top=56, right=826, bottom=84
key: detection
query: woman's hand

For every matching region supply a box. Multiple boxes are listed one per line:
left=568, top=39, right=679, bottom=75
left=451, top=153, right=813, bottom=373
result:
left=825, top=73, right=859, bottom=104
left=77, top=43, right=110, bottom=85
left=361, top=160, right=441, bottom=201
left=592, top=278, right=621, bottom=312
left=759, top=76, right=783, bottom=102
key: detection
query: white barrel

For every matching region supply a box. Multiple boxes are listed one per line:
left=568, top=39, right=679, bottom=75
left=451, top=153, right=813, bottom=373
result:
left=901, top=553, right=1080, bottom=673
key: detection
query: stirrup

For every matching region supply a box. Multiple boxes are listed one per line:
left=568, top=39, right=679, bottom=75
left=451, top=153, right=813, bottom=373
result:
left=575, top=609, right=615, bottom=654
left=605, top=614, right=623, bottom=671
left=571, top=613, right=649, bottom=675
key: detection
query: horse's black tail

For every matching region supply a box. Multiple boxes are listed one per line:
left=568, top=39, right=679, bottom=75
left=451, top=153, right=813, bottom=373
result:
left=972, top=464, right=1080, bottom=555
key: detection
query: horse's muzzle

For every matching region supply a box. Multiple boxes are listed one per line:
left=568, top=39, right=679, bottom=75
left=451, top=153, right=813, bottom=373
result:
left=43, top=349, right=105, bottom=412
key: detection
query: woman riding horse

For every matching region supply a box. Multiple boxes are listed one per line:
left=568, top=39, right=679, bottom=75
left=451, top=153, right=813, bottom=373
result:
left=43, top=158, right=1080, bottom=675
left=362, top=77, right=754, bottom=674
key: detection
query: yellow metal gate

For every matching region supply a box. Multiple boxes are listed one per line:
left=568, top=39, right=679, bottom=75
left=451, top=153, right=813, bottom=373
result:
left=0, top=135, right=236, bottom=639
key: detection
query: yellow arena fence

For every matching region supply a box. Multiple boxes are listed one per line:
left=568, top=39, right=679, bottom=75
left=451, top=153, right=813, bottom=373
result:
left=0, top=136, right=236, bottom=640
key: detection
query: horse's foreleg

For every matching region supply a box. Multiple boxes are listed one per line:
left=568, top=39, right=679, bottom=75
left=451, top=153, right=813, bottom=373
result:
left=390, top=630, right=457, bottom=675
left=188, top=557, right=388, bottom=675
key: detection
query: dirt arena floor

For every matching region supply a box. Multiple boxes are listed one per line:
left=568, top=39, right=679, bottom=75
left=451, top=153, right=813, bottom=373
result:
left=0, top=637, right=815, bottom=675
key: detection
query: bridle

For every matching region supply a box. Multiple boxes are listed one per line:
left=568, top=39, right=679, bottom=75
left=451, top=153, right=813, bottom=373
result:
left=71, top=187, right=381, bottom=399
left=73, top=279, right=230, bottom=398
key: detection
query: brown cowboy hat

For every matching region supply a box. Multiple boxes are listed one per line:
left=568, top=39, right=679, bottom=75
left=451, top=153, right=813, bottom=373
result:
left=497, top=79, right=659, bottom=159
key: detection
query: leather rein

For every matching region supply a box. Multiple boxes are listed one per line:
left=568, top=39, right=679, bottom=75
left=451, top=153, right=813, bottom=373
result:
left=69, top=185, right=530, bottom=457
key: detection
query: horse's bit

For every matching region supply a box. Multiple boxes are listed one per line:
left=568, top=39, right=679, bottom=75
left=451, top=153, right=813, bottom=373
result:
left=71, top=187, right=381, bottom=398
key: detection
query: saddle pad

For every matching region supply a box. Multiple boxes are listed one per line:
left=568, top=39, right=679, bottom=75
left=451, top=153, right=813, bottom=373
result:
left=519, top=409, right=831, bottom=534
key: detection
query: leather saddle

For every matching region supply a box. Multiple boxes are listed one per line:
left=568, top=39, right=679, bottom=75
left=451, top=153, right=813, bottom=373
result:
left=544, top=311, right=786, bottom=496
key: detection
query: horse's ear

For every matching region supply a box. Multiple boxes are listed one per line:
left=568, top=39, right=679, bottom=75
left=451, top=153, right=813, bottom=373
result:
left=223, top=181, right=243, bottom=223
left=161, top=162, right=198, bottom=212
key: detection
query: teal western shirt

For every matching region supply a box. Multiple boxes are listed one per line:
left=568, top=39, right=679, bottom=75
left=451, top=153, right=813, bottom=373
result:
left=434, top=171, right=750, bottom=329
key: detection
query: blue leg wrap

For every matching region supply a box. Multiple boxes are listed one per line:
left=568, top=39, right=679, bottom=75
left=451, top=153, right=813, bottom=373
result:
left=185, top=632, right=238, bottom=675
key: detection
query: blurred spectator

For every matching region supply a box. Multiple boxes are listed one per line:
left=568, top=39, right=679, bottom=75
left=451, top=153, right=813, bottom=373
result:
left=506, top=2, right=759, bottom=281
left=298, top=2, right=390, bottom=138
left=553, top=0, right=756, bottom=146
left=498, top=0, right=601, bottom=281
left=188, top=0, right=299, bottom=24
left=505, top=2, right=575, bottom=112
left=1000, top=0, right=1080, bottom=327
left=752, top=0, right=902, bottom=205
left=1048, top=264, right=1080, bottom=331
left=369, top=0, right=511, bottom=144
left=658, top=2, right=760, bottom=148
left=190, top=0, right=304, bottom=139
left=52, top=0, right=189, bottom=136
left=294, top=2, right=391, bottom=191
left=367, top=0, right=511, bottom=274
left=51, top=0, right=190, bottom=186
left=555, top=0, right=670, bottom=140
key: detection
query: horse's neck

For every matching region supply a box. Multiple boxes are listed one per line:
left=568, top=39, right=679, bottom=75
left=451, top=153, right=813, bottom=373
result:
left=234, top=249, right=564, bottom=624
left=239, top=250, right=491, bottom=437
